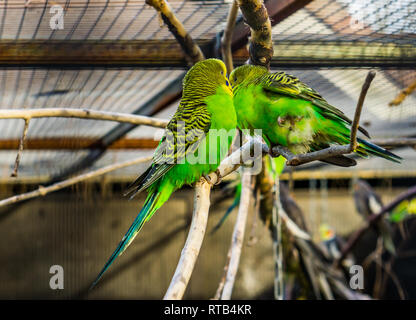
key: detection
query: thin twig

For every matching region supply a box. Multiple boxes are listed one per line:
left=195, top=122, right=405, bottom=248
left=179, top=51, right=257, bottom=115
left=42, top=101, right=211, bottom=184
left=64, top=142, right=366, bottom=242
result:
left=221, top=0, right=239, bottom=73
left=0, top=156, right=152, bottom=208
left=350, top=71, right=376, bottom=150
left=389, top=79, right=416, bottom=107
left=247, top=186, right=260, bottom=246
left=220, top=169, right=253, bottom=300
left=213, top=246, right=232, bottom=300
left=164, top=179, right=211, bottom=299
left=11, top=119, right=30, bottom=177
left=0, top=108, right=168, bottom=128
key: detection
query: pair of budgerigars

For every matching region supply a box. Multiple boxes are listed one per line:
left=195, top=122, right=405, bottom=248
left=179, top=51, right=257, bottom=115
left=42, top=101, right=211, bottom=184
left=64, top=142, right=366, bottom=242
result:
left=91, top=59, right=401, bottom=288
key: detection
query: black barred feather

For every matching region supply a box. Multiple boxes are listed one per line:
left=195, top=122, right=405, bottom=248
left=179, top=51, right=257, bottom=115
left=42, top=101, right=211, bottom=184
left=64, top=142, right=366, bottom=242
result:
left=124, top=61, right=222, bottom=199
left=258, top=71, right=371, bottom=139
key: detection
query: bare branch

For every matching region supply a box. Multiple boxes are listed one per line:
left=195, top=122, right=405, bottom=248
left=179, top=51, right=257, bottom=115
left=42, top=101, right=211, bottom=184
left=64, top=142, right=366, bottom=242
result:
left=146, top=0, right=205, bottom=64
left=237, top=0, right=273, bottom=67
left=11, top=119, right=30, bottom=177
left=336, top=184, right=416, bottom=267
left=164, top=179, right=211, bottom=300
left=220, top=169, right=253, bottom=300
left=0, top=108, right=168, bottom=128
left=213, top=246, right=232, bottom=300
left=350, top=70, right=376, bottom=150
left=389, top=79, right=416, bottom=107
left=221, top=0, right=239, bottom=73
left=0, top=156, right=152, bottom=209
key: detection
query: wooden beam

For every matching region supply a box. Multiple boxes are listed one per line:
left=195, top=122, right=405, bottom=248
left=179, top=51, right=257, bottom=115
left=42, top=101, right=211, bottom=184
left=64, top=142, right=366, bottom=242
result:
left=0, top=1, right=314, bottom=68
left=1, top=137, right=413, bottom=151
left=0, top=138, right=160, bottom=150
left=0, top=40, right=212, bottom=68
left=234, top=36, right=416, bottom=68
left=1, top=37, right=413, bottom=69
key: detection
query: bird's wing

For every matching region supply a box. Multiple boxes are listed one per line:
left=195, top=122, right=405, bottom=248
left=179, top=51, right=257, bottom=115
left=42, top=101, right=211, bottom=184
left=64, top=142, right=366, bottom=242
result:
left=124, top=102, right=212, bottom=198
left=258, top=71, right=370, bottom=138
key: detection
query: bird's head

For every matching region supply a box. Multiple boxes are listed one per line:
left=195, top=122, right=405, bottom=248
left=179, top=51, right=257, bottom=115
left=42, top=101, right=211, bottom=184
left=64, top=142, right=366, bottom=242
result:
left=182, top=58, right=232, bottom=96
left=229, top=64, right=268, bottom=89
left=319, top=223, right=335, bottom=241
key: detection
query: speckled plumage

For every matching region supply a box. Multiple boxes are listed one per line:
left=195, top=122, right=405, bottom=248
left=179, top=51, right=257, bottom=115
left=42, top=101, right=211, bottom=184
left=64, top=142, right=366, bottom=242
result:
left=229, top=65, right=401, bottom=166
left=91, top=59, right=236, bottom=288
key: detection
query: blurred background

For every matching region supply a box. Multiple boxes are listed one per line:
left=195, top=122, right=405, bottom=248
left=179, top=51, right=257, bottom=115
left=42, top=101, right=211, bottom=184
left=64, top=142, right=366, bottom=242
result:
left=0, top=0, right=415, bottom=299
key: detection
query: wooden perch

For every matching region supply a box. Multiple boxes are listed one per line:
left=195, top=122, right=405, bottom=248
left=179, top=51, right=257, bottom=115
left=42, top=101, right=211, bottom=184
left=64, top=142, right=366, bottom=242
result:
left=271, top=70, right=376, bottom=166
left=0, top=156, right=152, bottom=209
left=389, top=79, right=416, bottom=106
left=11, top=119, right=30, bottom=177
left=0, top=108, right=169, bottom=128
left=145, top=0, right=205, bottom=64
left=220, top=169, right=253, bottom=300
left=237, top=0, right=273, bottom=67
left=164, top=179, right=211, bottom=300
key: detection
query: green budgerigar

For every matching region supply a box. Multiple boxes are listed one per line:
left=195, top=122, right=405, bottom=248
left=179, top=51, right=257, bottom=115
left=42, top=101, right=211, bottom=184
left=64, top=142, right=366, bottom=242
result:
left=229, top=65, right=401, bottom=166
left=91, top=59, right=236, bottom=288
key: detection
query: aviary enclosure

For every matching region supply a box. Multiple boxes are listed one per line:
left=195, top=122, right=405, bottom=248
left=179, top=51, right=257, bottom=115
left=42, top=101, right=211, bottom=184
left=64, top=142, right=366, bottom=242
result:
left=0, top=0, right=415, bottom=301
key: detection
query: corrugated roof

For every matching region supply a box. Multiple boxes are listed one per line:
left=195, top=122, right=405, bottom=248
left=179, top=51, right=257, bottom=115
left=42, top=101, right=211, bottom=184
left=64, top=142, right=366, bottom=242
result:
left=0, top=0, right=414, bottom=180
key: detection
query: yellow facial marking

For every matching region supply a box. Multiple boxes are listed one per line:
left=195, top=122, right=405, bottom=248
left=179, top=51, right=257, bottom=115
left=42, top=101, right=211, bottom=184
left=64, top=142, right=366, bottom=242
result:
left=222, top=83, right=233, bottom=96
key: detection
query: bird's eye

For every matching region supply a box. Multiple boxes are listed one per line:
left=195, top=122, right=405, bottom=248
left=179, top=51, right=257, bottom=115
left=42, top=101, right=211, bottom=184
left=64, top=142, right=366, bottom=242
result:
left=221, top=71, right=224, bottom=75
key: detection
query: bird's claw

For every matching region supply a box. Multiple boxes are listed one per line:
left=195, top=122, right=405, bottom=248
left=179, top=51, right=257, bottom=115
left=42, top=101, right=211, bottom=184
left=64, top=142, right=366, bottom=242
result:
left=203, top=169, right=222, bottom=186
left=203, top=174, right=213, bottom=185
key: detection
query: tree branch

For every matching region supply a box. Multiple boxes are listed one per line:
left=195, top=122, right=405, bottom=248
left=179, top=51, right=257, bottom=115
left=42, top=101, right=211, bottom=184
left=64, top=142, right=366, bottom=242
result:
left=0, top=108, right=168, bottom=128
left=164, top=179, right=211, bottom=300
left=389, top=79, right=416, bottom=107
left=220, top=169, right=253, bottom=300
left=11, top=119, right=30, bottom=177
left=0, top=156, right=152, bottom=209
left=145, top=0, right=205, bottom=64
left=237, top=0, right=273, bottom=67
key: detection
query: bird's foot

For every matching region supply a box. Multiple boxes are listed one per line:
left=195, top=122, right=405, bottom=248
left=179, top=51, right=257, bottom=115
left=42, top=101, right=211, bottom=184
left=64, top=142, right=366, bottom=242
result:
left=203, top=169, right=222, bottom=186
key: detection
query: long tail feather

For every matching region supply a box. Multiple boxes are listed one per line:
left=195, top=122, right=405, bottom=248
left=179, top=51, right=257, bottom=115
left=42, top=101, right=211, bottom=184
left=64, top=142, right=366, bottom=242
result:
left=357, top=138, right=402, bottom=163
left=90, top=184, right=173, bottom=289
